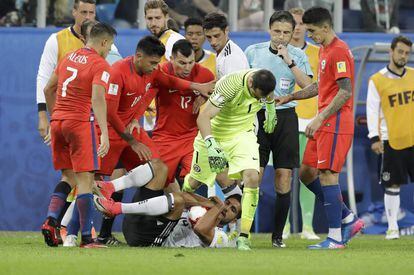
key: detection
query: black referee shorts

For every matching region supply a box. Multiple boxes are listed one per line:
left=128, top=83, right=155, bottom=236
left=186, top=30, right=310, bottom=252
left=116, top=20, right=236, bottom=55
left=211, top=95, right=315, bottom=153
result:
left=122, top=187, right=178, bottom=247
left=380, top=141, right=414, bottom=187
left=256, top=107, right=299, bottom=169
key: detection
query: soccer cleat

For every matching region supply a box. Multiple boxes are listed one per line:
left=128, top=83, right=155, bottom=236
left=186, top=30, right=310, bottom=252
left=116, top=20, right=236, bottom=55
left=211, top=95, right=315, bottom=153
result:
left=237, top=236, right=251, bottom=251
left=41, top=218, right=59, bottom=247
left=93, top=195, right=122, bottom=218
left=272, top=237, right=286, bottom=248
left=80, top=241, right=108, bottom=248
left=93, top=181, right=115, bottom=200
left=63, top=235, right=78, bottom=247
left=97, top=235, right=123, bottom=246
left=341, top=217, right=365, bottom=244
left=308, top=238, right=345, bottom=250
left=385, top=229, right=400, bottom=240
left=301, top=226, right=320, bottom=240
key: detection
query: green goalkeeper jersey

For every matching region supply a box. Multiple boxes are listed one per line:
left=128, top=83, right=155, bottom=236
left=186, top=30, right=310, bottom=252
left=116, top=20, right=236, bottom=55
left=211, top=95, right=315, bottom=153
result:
left=208, top=69, right=263, bottom=141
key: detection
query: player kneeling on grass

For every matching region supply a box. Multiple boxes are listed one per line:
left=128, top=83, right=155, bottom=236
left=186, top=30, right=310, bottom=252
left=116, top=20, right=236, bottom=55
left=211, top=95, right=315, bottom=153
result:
left=93, top=169, right=241, bottom=247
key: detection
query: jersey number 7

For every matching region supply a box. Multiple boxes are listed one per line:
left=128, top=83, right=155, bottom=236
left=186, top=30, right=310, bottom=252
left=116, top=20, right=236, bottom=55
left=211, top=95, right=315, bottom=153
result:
left=62, top=66, right=78, bottom=97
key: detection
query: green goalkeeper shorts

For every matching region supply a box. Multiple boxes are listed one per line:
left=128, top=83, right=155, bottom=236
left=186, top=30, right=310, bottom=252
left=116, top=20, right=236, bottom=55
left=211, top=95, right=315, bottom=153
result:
left=189, top=130, right=260, bottom=187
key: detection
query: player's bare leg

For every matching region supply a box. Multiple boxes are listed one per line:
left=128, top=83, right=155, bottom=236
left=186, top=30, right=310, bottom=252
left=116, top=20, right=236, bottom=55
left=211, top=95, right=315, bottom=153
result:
left=237, top=169, right=260, bottom=251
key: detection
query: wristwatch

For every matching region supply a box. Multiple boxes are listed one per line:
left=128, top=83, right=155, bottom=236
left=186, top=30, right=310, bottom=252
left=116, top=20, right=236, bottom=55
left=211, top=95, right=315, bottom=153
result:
left=288, top=60, right=296, bottom=68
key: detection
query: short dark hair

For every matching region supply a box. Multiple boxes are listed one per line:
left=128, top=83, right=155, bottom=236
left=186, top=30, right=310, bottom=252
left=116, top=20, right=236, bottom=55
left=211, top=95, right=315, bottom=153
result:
left=184, top=17, right=203, bottom=30
left=391, top=35, right=413, bottom=50
left=303, top=7, right=333, bottom=27
left=136, top=35, right=166, bottom=57
left=203, top=12, right=227, bottom=31
left=252, top=69, right=276, bottom=96
left=144, top=0, right=169, bottom=15
left=89, top=22, right=117, bottom=40
left=226, top=194, right=242, bottom=219
left=74, top=0, right=96, bottom=9
left=269, top=10, right=296, bottom=29
left=80, top=19, right=97, bottom=39
left=172, top=39, right=194, bottom=57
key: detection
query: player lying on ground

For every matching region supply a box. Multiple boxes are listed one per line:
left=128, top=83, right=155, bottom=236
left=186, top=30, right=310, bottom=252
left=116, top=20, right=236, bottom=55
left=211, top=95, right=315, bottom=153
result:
left=93, top=168, right=241, bottom=247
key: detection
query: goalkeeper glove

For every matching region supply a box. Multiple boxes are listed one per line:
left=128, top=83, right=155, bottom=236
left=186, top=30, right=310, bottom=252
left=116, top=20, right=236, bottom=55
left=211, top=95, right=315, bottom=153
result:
left=205, top=136, right=228, bottom=173
left=263, top=100, right=277, bottom=133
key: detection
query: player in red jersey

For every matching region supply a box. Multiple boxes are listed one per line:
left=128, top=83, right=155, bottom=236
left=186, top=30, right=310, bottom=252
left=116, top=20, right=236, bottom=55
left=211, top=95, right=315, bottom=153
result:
left=152, top=39, right=215, bottom=192
left=41, top=22, right=116, bottom=248
left=98, top=35, right=214, bottom=178
left=275, top=7, right=363, bottom=249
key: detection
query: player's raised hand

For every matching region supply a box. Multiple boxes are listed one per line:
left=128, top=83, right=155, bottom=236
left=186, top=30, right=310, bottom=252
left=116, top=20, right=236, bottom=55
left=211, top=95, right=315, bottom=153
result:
left=98, top=134, right=110, bottom=158
left=205, top=137, right=228, bottom=173
left=305, top=116, right=323, bottom=138
left=277, top=44, right=291, bottom=63
left=371, top=141, right=384, bottom=155
left=126, top=119, right=140, bottom=134
left=192, top=95, right=206, bottom=114
left=274, top=95, right=293, bottom=106
left=130, top=140, right=152, bottom=161
left=209, top=195, right=224, bottom=208
left=263, top=101, right=277, bottom=133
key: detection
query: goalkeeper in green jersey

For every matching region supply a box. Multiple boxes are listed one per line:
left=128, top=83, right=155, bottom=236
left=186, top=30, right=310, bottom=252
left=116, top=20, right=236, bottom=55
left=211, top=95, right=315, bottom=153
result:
left=183, top=69, right=277, bottom=250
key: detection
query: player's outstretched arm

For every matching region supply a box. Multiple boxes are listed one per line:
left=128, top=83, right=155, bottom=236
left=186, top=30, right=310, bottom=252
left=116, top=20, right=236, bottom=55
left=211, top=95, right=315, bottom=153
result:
left=180, top=192, right=216, bottom=208
left=275, top=82, right=318, bottom=106
left=92, top=84, right=110, bottom=157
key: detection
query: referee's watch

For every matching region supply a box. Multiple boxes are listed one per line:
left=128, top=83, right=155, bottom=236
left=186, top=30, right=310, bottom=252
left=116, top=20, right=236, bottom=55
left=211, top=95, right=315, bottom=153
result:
left=288, top=60, right=296, bottom=68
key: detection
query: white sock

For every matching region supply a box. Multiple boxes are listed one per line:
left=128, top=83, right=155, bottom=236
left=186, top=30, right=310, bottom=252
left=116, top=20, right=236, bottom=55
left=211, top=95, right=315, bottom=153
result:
left=328, top=228, right=342, bottom=242
left=61, top=201, right=75, bottom=227
left=384, top=187, right=400, bottom=231
left=112, top=163, right=154, bottom=192
left=121, top=194, right=174, bottom=215
left=342, top=213, right=355, bottom=224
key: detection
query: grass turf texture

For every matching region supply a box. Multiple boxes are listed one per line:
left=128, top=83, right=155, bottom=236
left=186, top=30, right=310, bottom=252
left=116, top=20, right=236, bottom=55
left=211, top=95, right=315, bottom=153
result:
left=1, top=232, right=414, bottom=274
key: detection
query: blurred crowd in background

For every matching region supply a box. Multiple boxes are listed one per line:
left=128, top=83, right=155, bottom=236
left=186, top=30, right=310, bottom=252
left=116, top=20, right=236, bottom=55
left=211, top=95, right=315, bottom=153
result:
left=1, top=0, right=413, bottom=33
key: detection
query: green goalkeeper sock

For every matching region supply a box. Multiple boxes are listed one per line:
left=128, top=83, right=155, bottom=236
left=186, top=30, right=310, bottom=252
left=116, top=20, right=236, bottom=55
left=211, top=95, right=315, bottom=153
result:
left=300, top=181, right=316, bottom=230
left=241, top=187, right=259, bottom=235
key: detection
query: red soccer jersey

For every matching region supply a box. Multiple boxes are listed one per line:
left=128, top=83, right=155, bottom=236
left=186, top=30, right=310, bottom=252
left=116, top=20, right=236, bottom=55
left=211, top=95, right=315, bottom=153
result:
left=52, top=47, right=110, bottom=121
left=317, top=37, right=355, bottom=135
left=106, top=56, right=193, bottom=138
left=152, top=62, right=215, bottom=141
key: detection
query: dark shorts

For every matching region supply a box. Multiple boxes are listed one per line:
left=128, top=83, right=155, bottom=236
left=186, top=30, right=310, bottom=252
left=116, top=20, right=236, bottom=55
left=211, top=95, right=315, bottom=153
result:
left=380, top=141, right=414, bottom=187
left=257, top=108, right=299, bottom=169
left=122, top=187, right=178, bottom=247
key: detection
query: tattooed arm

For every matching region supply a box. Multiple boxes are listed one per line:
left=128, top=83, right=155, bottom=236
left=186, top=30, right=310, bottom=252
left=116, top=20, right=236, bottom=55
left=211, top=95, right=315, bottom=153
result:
left=275, top=82, right=318, bottom=106
left=304, top=77, right=352, bottom=138
left=318, top=78, right=352, bottom=120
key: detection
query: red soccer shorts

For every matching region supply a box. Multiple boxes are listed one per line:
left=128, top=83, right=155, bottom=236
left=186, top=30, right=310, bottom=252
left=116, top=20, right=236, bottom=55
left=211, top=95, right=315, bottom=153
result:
left=302, top=131, right=353, bottom=173
left=51, top=120, right=100, bottom=173
left=154, top=137, right=195, bottom=186
left=99, top=129, right=159, bottom=176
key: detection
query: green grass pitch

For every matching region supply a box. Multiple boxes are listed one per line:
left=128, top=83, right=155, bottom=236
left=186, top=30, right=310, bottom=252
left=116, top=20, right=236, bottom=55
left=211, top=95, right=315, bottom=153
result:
left=1, top=232, right=414, bottom=275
